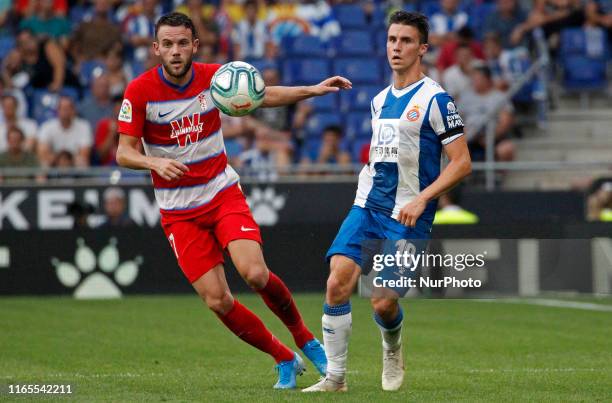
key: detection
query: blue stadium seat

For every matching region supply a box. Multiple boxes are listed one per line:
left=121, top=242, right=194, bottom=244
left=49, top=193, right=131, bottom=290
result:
left=559, top=28, right=608, bottom=90
left=301, top=138, right=322, bottom=161
left=340, top=85, right=380, bottom=112
left=469, top=3, right=496, bottom=40
left=562, top=55, right=607, bottom=90
left=282, top=58, right=330, bottom=85
left=248, top=59, right=279, bottom=74
left=420, top=1, right=441, bottom=17
left=334, top=58, right=381, bottom=84
left=345, top=111, right=372, bottom=140
left=376, top=30, right=388, bottom=56
left=79, top=60, right=106, bottom=88
left=561, top=27, right=608, bottom=59
left=0, top=36, right=15, bottom=60
left=333, top=30, right=374, bottom=56
left=351, top=138, right=371, bottom=163
left=305, top=112, right=342, bottom=138
left=281, top=35, right=327, bottom=57
left=32, top=90, right=59, bottom=124
left=333, top=4, right=367, bottom=29
left=310, top=93, right=338, bottom=111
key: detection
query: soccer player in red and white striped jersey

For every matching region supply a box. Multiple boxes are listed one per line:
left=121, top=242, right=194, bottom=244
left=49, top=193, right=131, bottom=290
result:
left=116, top=12, right=352, bottom=389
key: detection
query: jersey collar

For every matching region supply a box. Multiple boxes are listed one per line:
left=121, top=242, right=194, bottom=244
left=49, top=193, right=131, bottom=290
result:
left=391, top=76, right=426, bottom=98
left=157, top=65, right=195, bottom=92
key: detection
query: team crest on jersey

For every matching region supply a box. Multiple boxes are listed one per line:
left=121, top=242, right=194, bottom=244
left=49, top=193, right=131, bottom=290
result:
left=197, top=92, right=207, bottom=111
left=447, top=101, right=457, bottom=114
left=170, top=113, right=204, bottom=147
left=406, top=108, right=420, bottom=122
left=118, top=99, right=132, bottom=122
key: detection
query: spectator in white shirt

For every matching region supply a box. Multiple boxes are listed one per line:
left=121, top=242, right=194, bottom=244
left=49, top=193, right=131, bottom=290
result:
left=0, top=94, right=38, bottom=153
left=442, top=44, right=474, bottom=101
left=232, top=0, right=269, bottom=60
left=430, top=0, right=470, bottom=46
left=37, top=96, right=93, bottom=167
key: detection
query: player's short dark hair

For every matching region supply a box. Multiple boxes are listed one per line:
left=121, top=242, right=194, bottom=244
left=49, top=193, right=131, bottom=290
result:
left=155, top=12, right=197, bottom=40
left=387, top=11, right=429, bottom=44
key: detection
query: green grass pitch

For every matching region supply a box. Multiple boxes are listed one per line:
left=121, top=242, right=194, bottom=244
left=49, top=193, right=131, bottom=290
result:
left=1, top=295, right=611, bottom=402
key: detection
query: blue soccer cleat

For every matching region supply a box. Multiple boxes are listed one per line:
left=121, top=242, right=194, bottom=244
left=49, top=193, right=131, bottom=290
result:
left=301, top=338, right=327, bottom=376
left=273, top=353, right=305, bottom=389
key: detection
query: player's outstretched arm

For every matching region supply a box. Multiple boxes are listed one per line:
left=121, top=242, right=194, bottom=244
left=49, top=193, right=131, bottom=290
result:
left=116, top=134, right=188, bottom=181
left=261, top=76, right=352, bottom=107
left=398, top=136, right=472, bottom=227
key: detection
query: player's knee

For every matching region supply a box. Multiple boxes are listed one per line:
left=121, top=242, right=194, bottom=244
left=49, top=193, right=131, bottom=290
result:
left=205, top=292, right=234, bottom=315
left=371, top=297, right=399, bottom=319
left=242, top=263, right=269, bottom=290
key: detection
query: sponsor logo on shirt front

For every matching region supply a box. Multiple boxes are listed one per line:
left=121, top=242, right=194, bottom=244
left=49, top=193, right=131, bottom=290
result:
left=170, top=113, right=204, bottom=147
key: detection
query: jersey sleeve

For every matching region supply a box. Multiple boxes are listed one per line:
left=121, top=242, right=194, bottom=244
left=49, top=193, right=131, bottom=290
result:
left=117, top=81, right=146, bottom=138
left=428, top=92, right=464, bottom=145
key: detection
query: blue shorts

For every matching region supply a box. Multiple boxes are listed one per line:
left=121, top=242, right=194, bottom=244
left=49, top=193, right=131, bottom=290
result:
left=326, top=205, right=432, bottom=268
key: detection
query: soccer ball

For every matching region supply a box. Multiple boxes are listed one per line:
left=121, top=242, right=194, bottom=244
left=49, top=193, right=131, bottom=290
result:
left=210, top=61, right=265, bottom=117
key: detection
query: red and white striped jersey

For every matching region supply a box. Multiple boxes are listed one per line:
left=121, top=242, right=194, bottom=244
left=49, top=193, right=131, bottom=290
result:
left=118, top=63, right=241, bottom=221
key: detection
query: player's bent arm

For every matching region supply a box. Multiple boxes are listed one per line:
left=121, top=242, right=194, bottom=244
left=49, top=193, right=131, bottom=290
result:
left=420, top=136, right=472, bottom=202
left=116, top=134, right=189, bottom=181
left=397, top=136, right=472, bottom=227
left=261, top=76, right=352, bottom=107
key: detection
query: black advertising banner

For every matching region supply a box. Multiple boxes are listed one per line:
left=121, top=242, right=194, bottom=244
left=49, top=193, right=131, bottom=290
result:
left=0, top=183, right=587, bottom=230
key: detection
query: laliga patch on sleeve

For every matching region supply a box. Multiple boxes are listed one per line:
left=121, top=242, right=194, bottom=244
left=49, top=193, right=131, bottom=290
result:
left=118, top=99, right=132, bottom=122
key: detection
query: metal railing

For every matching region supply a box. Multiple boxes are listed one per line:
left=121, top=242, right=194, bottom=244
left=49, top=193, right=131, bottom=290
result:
left=469, top=28, right=552, bottom=190
left=1, top=160, right=610, bottom=187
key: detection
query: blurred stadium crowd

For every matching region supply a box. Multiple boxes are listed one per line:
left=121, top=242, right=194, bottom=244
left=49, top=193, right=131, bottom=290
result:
left=0, top=0, right=609, bottom=179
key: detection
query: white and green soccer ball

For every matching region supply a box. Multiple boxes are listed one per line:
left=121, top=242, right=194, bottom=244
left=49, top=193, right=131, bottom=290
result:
left=210, top=61, right=265, bottom=117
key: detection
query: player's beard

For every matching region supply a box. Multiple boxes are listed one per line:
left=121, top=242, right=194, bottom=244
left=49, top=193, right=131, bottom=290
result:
left=163, top=58, right=193, bottom=80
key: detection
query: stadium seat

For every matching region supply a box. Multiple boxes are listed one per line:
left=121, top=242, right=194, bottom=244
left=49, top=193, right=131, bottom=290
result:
left=333, top=30, right=374, bottom=56
left=351, top=138, right=371, bottom=163
left=32, top=90, right=59, bottom=124
left=282, top=58, right=330, bottom=86
left=281, top=35, right=327, bottom=57
left=305, top=112, right=342, bottom=138
left=310, top=93, right=338, bottom=112
left=469, top=3, right=497, bottom=40
left=340, top=85, right=380, bottom=112
left=0, top=36, right=15, bottom=60
left=562, top=55, right=607, bottom=90
left=333, top=58, right=381, bottom=84
left=376, top=30, right=388, bottom=56
left=301, top=138, right=321, bottom=161
left=559, top=28, right=608, bottom=91
left=79, top=60, right=106, bottom=88
left=345, top=111, right=372, bottom=140
left=248, top=59, right=279, bottom=74
left=420, top=0, right=442, bottom=17
left=333, top=4, right=367, bottom=29
left=560, top=27, right=608, bottom=59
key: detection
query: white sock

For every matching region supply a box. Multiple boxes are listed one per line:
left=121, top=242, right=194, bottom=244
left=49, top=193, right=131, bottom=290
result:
left=374, top=306, right=403, bottom=350
left=322, top=302, right=352, bottom=380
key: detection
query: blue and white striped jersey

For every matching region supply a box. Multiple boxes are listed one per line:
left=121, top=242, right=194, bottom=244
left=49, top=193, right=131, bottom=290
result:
left=354, top=76, right=464, bottom=226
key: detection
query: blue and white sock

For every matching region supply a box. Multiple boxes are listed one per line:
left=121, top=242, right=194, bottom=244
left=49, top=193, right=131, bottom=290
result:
left=322, top=302, right=352, bottom=379
left=374, top=306, right=403, bottom=351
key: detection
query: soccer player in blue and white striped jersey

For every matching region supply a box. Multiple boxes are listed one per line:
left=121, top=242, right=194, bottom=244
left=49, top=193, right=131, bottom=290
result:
left=304, top=11, right=472, bottom=393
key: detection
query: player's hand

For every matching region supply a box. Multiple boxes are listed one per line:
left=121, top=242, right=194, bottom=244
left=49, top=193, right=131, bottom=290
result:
left=311, top=76, right=352, bottom=95
left=398, top=196, right=428, bottom=227
left=152, top=157, right=189, bottom=181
